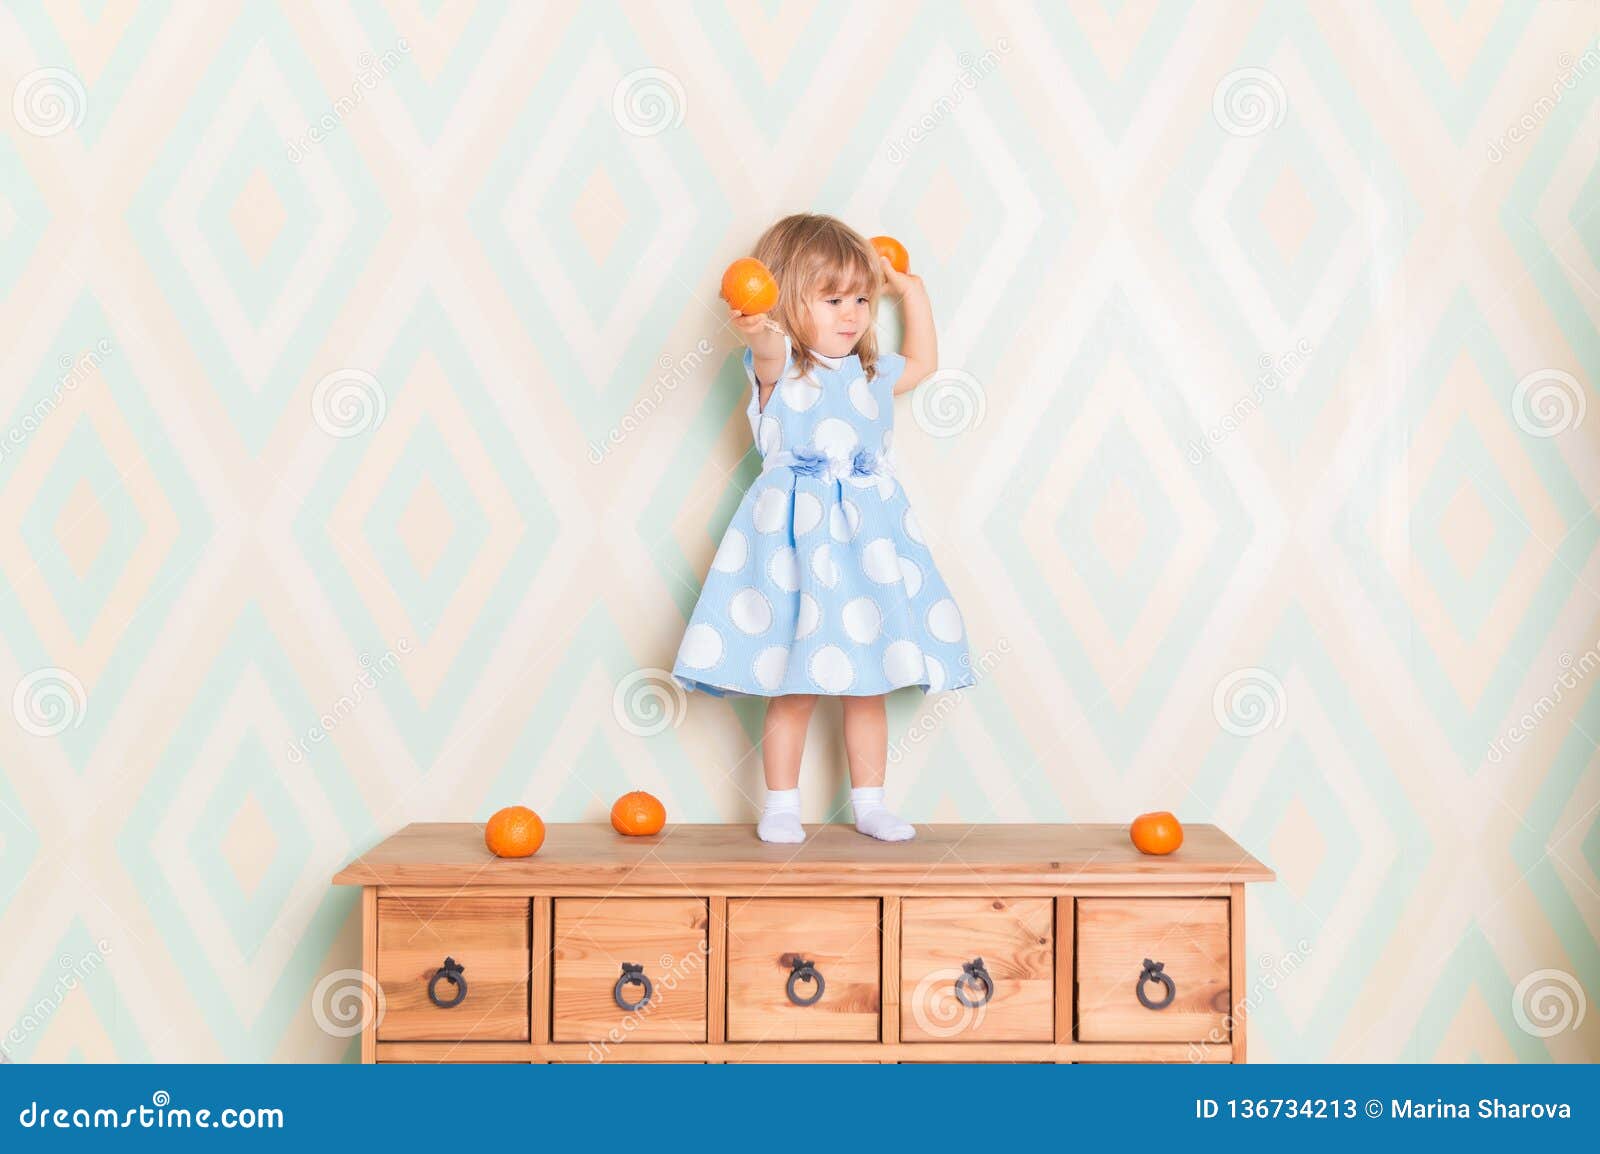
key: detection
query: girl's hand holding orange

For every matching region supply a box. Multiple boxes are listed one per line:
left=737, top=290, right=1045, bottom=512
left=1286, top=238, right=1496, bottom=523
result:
left=721, top=257, right=779, bottom=315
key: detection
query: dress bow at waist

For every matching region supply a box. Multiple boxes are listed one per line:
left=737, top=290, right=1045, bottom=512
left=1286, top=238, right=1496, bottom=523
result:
left=761, top=446, right=893, bottom=484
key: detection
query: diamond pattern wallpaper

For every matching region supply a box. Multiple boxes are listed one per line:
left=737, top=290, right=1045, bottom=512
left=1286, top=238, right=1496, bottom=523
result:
left=0, top=0, right=1597, bottom=1062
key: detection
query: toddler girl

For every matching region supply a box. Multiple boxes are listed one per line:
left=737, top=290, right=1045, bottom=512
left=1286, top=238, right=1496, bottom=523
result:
left=672, top=214, right=974, bottom=843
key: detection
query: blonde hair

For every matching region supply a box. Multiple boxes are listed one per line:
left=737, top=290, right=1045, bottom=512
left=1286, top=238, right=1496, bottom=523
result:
left=751, top=213, right=884, bottom=381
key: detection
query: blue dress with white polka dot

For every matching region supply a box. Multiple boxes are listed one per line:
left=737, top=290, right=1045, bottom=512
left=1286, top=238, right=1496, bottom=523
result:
left=672, top=337, right=975, bottom=697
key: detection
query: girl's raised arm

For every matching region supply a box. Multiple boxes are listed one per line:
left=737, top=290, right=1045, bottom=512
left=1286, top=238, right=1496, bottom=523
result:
left=731, top=309, right=788, bottom=411
left=881, top=258, right=936, bottom=395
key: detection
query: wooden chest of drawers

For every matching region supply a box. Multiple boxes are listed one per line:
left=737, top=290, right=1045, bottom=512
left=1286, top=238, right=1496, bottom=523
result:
left=332, top=823, right=1273, bottom=1063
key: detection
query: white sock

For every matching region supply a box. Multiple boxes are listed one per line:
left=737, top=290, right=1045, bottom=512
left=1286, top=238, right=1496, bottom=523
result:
left=758, top=788, right=805, bottom=843
left=851, top=786, right=914, bottom=841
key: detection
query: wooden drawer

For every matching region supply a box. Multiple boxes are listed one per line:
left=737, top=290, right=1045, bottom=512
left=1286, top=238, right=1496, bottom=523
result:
left=900, top=897, right=1054, bottom=1041
left=1075, top=898, right=1230, bottom=1042
left=376, top=895, right=529, bottom=1041
left=726, top=898, right=880, bottom=1041
left=552, top=898, right=708, bottom=1042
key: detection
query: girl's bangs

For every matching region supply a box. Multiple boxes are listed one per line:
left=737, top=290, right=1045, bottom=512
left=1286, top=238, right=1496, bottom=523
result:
left=804, top=231, right=876, bottom=297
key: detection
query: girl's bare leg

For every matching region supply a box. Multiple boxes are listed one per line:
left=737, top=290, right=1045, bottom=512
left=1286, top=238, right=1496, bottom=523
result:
left=841, top=694, right=914, bottom=841
left=759, top=693, right=817, bottom=842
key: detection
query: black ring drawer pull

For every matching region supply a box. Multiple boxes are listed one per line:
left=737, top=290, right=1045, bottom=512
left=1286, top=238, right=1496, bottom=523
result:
left=1136, top=957, right=1175, bottom=1010
left=427, top=956, right=467, bottom=1008
left=955, top=956, right=994, bottom=1008
left=786, top=957, right=825, bottom=1006
left=614, top=962, right=653, bottom=1011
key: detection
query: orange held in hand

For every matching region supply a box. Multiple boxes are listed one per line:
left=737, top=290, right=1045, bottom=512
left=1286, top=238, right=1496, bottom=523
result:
left=1129, top=811, right=1183, bottom=856
left=871, top=235, right=909, bottom=274
left=485, top=805, right=545, bottom=858
left=721, top=257, right=779, bottom=314
left=611, top=790, right=667, bottom=836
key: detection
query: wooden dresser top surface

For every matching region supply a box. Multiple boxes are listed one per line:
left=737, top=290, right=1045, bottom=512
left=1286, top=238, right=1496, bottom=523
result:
left=333, top=822, right=1274, bottom=888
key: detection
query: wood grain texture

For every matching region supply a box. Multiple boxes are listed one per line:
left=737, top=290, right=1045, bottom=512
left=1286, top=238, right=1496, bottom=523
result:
left=1056, top=896, right=1073, bottom=1043
left=361, top=886, right=378, bottom=1063
left=1230, top=884, right=1247, bottom=1064
left=899, top=897, right=1053, bottom=1042
left=334, top=823, right=1274, bottom=888
left=530, top=895, right=551, bottom=1045
left=552, top=897, right=708, bottom=1044
left=708, top=896, right=727, bottom=1046
left=881, top=896, right=900, bottom=1044
left=375, top=895, right=529, bottom=1042
left=726, top=898, right=880, bottom=1042
left=1076, top=898, right=1230, bottom=1043
left=375, top=1040, right=1233, bottom=1062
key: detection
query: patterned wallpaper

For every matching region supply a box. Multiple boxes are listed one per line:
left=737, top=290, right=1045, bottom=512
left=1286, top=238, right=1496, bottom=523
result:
left=0, top=0, right=1597, bottom=1062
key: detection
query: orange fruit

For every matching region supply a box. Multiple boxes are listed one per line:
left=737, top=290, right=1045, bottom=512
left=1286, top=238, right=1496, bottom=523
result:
left=871, top=235, right=909, bottom=274
left=484, top=805, right=545, bottom=858
left=1129, top=811, right=1183, bottom=856
left=611, top=790, right=666, bottom=836
left=721, top=258, right=779, bottom=314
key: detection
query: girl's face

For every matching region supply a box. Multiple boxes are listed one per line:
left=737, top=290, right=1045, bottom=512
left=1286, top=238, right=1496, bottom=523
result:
left=806, top=280, right=872, bottom=358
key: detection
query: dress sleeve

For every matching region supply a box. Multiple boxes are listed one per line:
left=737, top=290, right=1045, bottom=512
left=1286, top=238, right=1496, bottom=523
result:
left=874, top=351, right=907, bottom=393
left=743, top=333, right=794, bottom=420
